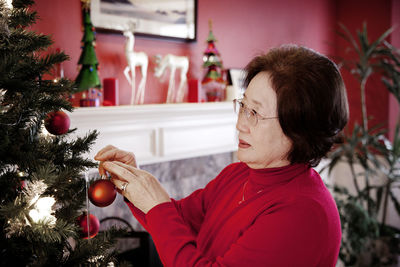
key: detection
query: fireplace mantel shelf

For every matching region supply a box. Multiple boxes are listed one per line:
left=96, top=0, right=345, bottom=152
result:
left=68, top=102, right=237, bottom=165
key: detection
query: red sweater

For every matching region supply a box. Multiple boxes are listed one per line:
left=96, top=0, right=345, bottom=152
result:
left=126, top=162, right=341, bottom=267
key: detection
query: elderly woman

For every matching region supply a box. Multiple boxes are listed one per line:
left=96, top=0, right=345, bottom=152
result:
left=95, top=45, right=348, bottom=267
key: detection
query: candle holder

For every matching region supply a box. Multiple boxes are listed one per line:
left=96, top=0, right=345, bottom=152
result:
left=103, top=78, right=119, bottom=106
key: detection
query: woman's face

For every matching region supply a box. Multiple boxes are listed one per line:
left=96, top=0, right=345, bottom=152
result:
left=236, top=71, right=292, bottom=169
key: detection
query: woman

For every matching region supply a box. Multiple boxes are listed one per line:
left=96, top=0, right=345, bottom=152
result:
left=95, top=45, right=349, bottom=267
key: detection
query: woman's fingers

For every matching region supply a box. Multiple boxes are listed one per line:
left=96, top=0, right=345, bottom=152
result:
left=102, top=161, right=135, bottom=183
left=98, top=161, right=106, bottom=176
left=95, top=145, right=138, bottom=177
left=94, top=146, right=120, bottom=161
left=108, top=160, right=140, bottom=174
left=112, top=178, right=130, bottom=193
left=95, top=146, right=138, bottom=168
left=94, top=145, right=116, bottom=160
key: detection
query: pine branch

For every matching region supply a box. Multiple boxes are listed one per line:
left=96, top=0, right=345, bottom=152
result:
left=0, top=1, right=126, bottom=264
left=9, top=6, right=36, bottom=28
left=65, top=228, right=127, bottom=266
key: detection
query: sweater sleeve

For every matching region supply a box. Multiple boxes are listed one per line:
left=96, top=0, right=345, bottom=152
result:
left=125, top=188, right=207, bottom=234
left=145, top=197, right=330, bottom=267
left=124, top=164, right=233, bottom=232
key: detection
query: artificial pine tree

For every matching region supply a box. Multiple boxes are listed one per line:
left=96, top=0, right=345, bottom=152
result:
left=201, top=20, right=225, bottom=101
left=75, top=1, right=101, bottom=97
left=0, top=0, right=123, bottom=265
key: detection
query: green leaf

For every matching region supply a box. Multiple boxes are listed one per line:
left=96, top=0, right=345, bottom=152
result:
left=366, top=27, right=394, bottom=58
left=338, top=23, right=361, bottom=57
left=389, top=190, right=400, bottom=216
left=357, top=23, right=369, bottom=56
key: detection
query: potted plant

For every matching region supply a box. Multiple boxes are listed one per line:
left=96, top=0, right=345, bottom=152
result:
left=324, top=23, right=400, bottom=266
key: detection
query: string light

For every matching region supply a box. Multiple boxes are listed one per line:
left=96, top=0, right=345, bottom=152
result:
left=26, top=181, right=56, bottom=225
left=5, top=181, right=57, bottom=237
left=28, top=196, right=56, bottom=225
left=5, top=0, right=12, bottom=9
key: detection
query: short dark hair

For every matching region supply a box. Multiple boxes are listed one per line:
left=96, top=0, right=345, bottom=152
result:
left=244, top=45, right=349, bottom=167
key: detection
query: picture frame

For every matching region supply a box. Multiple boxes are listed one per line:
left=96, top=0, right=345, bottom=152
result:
left=90, top=0, right=197, bottom=42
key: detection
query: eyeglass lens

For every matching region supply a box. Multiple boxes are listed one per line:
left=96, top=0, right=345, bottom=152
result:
left=233, top=99, right=257, bottom=125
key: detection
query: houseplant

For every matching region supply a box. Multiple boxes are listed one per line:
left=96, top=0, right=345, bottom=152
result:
left=325, top=23, right=400, bottom=266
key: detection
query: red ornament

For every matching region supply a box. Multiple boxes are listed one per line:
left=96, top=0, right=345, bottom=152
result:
left=77, top=213, right=100, bottom=239
left=88, top=179, right=116, bottom=207
left=44, top=110, right=70, bottom=135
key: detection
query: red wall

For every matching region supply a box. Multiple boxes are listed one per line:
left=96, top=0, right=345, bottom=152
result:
left=32, top=0, right=336, bottom=104
left=389, top=0, right=400, bottom=140
left=32, top=0, right=396, bottom=131
left=335, top=0, right=393, bottom=130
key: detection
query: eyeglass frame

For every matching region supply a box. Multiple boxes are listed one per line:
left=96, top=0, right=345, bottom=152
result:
left=233, top=98, right=278, bottom=126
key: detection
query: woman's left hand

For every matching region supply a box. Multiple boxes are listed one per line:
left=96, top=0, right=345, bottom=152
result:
left=102, top=161, right=171, bottom=214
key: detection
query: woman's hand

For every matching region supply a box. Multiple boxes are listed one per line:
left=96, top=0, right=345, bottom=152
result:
left=102, top=161, right=171, bottom=214
left=94, top=145, right=138, bottom=176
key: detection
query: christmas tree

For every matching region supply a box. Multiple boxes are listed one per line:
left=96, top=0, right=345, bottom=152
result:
left=201, top=20, right=225, bottom=101
left=0, top=0, right=122, bottom=265
left=75, top=1, right=101, bottom=94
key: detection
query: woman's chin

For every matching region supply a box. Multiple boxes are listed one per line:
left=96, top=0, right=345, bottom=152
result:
left=236, top=151, right=248, bottom=163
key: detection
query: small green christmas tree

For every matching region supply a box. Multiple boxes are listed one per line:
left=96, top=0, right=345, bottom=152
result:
left=202, top=20, right=225, bottom=101
left=0, top=0, right=122, bottom=265
left=75, top=1, right=101, bottom=93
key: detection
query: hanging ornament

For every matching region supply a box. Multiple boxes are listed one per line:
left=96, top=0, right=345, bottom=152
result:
left=77, top=212, right=100, bottom=239
left=88, top=178, right=116, bottom=207
left=44, top=110, right=70, bottom=135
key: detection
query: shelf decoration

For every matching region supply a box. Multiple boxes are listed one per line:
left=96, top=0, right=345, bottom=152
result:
left=154, top=54, right=189, bottom=103
left=75, top=0, right=101, bottom=107
left=103, top=77, right=119, bottom=106
left=123, top=25, right=148, bottom=105
left=201, top=20, right=226, bottom=102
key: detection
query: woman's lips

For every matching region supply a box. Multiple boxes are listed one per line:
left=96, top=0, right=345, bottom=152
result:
left=238, top=139, right=251, bottom=149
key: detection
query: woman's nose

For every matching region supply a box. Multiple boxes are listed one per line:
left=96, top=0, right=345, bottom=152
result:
left=236, top=113, right=250, bottom=133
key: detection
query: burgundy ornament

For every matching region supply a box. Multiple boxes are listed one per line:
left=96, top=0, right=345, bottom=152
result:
left=77, top=213, right=100, bottom=239
left=88, top=179, right=116, bottom=207
left=44, top=110, right=70, bottom=135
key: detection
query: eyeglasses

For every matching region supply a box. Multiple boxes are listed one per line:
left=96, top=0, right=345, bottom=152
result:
left=233, top=99, right=278, bottom=126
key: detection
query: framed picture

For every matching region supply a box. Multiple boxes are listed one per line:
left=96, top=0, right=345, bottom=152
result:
left=91, top=0, right=197, bottom=41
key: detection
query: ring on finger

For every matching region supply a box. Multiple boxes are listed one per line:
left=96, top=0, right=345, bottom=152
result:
left=120, top=182, right=129, bottom=192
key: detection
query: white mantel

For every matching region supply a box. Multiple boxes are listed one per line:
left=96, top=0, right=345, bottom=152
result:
left=68, top=102, right=238, bottom=165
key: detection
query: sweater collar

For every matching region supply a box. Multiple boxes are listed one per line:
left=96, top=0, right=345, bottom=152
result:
left=246, top=163, right=309, bottom=188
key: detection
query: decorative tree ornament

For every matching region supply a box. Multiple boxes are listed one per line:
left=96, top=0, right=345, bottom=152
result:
left=201, top=20, right=226, bottom=102
left=75, top=4, right=101, bottom=93
left=154, top=54, right=188, bottom=103
left=77, top=212, right=100, bottom=239
left=88, top=178, right=116, bottom=207
left=44, top=110, right=70, bottom=135
left=123, top=26, right=148, bottom=105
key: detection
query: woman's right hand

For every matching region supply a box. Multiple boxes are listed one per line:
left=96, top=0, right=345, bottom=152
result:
left=94, top=145, right=138, bottom=176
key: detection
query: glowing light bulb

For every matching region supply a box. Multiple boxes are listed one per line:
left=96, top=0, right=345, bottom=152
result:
left=5, top=0, right=12, bottom=9
left=29, top=196, right=56, bottom=225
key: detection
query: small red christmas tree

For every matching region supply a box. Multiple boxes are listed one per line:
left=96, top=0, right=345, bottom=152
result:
left=201, top=20, right=226, bottom=101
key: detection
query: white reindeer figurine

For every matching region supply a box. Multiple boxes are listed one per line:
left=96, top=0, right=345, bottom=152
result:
left=123, top=30, right=148, bottom=105
left=154, top=54, right=189, bottom=103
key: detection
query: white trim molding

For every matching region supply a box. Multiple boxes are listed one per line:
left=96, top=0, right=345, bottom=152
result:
left=68, top=102, right=238, bottom=165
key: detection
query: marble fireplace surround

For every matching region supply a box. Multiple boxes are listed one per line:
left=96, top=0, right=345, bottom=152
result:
left=68, top=102, right=238, bottom=231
